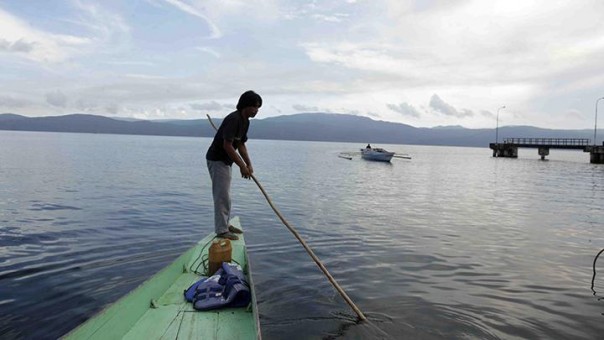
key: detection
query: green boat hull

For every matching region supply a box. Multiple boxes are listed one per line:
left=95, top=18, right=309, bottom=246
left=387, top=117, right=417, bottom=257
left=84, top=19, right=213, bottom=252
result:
left=63, top=217, right=261, bottom=340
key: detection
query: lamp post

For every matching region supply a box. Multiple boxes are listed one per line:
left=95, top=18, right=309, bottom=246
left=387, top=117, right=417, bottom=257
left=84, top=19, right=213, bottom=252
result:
left=496, top=105, right=506, bottom=145
left=595, top=97, right=604, bottom=146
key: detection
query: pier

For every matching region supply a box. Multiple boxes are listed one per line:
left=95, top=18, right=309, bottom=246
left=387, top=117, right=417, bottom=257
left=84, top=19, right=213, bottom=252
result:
left=489, top=138, right=604, bottom=163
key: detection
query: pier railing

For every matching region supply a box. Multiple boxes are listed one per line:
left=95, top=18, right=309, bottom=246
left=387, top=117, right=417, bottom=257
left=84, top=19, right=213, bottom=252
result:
left=503, top=138, right=590, bottom=148
left=490, top=137, right=603, bottom=163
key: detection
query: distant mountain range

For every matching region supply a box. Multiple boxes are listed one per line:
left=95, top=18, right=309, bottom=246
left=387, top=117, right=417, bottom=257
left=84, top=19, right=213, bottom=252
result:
left=0, top=112, right=597, bottom=147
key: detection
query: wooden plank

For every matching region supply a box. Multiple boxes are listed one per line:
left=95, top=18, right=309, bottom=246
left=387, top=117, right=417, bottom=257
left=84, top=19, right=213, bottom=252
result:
left=215, top=310, right=256, bottom=340
left=62, top=246, right=198, bottom=340
left=122, top=305, right=185, bottom=340
left=62, top=217, right=260, bottom=340
left=157, top=273, right=200, bottom=306
left=177, top=311, right=217, bottom=339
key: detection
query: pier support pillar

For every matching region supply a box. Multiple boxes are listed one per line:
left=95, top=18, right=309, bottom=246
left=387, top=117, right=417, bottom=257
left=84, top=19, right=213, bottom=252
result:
left=584, top=145, right=604, bottom=164
left=490, top=144, right=518, bottom=158
left=538, top=147, right=549, bottom=161
left=591, top=153, right=604, bottom=163
left=588, top=145, right=604, bottom=164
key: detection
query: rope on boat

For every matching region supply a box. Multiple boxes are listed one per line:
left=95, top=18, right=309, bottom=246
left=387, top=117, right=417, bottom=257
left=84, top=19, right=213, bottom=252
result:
left=206, top=114, right=367, bottom=321
left=190, top=235, right=216, bottom=275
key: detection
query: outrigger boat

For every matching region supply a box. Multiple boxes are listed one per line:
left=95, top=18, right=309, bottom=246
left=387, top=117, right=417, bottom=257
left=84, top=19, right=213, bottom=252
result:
left=63, top=217, right=260, bottom=340
left=360, top=147, right=395, bottom=162
left=338, top=146, right=411, bottom=162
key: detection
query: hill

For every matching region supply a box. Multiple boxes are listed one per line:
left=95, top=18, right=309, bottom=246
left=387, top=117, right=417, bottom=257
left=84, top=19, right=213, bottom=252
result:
left=0, top=112, right=596, bottom=147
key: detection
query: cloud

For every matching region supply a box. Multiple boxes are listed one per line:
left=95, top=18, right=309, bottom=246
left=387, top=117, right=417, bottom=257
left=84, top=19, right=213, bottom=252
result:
left=3, top=1, right=604, bottom=130
left=0, top=95, right=31, bottom=108
left=104, top=60, right=155, bottom=66
left=105, top=103, right=120, bottom=115
left=302, top=0, right=604, bottom=94
left=565, top=109, right=584, bottom=120
left=460, top=109, right=473, bottom=117
left=0, top=38, right=34, bottom=53
left=303, top=42, right=410, bottom=75
left=0, top=8, right=91, bottom=63
left=480, top=110, right=495, bottom=119
left=429, top=94, right=457, bottom=116
left=75, top=80, right=209, bottom=105
left=190, top=101, right=229, bottom=111
left=312, top=14, right=346, bottom=23
left=46, top=90, right=68, bottom=107
left=429, top=94, right=473, bottom=118
left=386, top=102, right=421, bottom=118
left=75, top=98, right=99, bottom=112
left=67, top=1, right=131, bottom=55
left=125, top=74, right=172, bottom=80
left=160, top=0, right=222, bottom=38
left=196, top=46, right=220, bottom=58
left=293, top=104, right=320, bottom=112
left=271, top=105, right=282, bottom=114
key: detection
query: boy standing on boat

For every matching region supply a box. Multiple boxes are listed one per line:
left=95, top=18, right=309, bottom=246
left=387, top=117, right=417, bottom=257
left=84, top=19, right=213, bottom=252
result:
left=206, top=90, right=262, bottom=240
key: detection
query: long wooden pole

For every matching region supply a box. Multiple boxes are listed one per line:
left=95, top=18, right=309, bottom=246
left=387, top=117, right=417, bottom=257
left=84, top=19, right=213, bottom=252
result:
left=206, top=114, right=367, bottom=321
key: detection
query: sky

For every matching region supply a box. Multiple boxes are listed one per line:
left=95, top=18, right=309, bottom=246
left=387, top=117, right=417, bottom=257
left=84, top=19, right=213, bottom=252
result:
left=1, top=0, right=604, bottom=129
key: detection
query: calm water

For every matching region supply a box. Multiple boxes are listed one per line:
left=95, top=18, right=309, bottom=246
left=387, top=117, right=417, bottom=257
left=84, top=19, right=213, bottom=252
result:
left=1, top=130, right=603, bottom=339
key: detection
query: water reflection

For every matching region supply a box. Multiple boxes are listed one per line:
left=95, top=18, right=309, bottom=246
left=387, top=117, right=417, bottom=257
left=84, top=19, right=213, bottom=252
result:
left=1, top=132, right=604, bottom=339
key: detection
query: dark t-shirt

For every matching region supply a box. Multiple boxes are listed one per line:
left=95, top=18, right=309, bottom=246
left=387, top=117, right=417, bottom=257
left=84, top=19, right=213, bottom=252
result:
left=206, top=110, right=249, bottom=165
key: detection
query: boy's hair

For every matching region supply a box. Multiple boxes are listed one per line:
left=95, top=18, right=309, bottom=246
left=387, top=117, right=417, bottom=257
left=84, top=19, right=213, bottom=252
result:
left=236, top=90, right=262, bottom=110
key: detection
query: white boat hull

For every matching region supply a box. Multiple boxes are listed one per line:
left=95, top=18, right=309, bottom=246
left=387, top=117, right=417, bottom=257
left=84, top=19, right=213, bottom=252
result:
left=361, top=148, right=394, bottom=162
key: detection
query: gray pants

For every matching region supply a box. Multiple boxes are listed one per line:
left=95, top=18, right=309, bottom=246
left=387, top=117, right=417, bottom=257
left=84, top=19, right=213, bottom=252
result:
left=207, top=160, right=232, bottom=234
